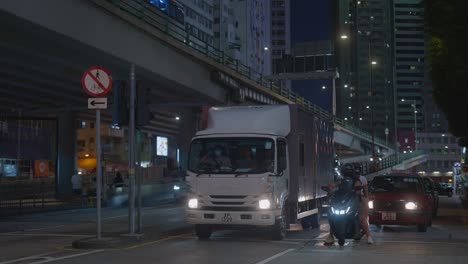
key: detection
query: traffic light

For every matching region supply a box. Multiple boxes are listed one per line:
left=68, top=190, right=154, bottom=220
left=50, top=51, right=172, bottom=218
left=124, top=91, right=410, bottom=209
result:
left=112, top=80, right=129, bottom=127
left=112, top=80, right=151, bottom=128
left=136, top=82, right=151, bottom=127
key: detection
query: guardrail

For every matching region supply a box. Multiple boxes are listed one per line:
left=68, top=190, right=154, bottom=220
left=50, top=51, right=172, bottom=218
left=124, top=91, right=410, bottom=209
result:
left=357, top=150, right=427, bottom=176
left=397, top=150, right=426, bottom=163
left=335, top=118, right=388, bottom=147
left=0, top=179, right=64, bottom=215
left=102, top=0, right=391, bottom=148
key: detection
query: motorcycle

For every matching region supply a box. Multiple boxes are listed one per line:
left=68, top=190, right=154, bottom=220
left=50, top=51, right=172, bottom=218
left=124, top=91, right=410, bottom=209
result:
left=322, top=179, right=362, bottom=246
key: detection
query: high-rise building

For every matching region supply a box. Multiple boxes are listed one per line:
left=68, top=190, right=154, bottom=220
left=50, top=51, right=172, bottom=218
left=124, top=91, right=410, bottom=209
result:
left=393, top=0, right=425, bottom=134
left=271, top=0, right=291, bottom=64
left=182, top=0, right=215, bottom=46
left=333, top=0, right=394, bottom=142
left=148, top=0, right=214, bottom=45
left=213, top=0, right=272, bottom=75
left=270, top=0, right=291, bottom=89
left=212, top=0, right=237, bottom=57
left=413, top=51, right=460, bottom=178
left=332, top=0, right=357, bottom=120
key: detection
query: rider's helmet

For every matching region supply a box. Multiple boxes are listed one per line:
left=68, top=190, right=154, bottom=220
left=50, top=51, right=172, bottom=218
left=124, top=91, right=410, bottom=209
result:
left=341, top=163, right=355, bottom=178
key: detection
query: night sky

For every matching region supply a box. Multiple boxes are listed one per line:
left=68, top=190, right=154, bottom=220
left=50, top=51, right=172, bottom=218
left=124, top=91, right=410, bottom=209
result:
left=290, top=0, right=332, bottom=112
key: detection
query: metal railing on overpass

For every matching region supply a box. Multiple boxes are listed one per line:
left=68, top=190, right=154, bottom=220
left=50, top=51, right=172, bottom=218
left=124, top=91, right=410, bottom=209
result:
left=357, top=150, right=426, bottom=176
left=102, top=0, right=390, bottom=148
left=335, top=119, right=388, bottom=147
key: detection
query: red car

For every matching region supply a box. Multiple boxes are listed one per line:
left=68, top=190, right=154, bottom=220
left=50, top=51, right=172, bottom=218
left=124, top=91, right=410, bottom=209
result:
left=368, top=174, right=434, bottom=232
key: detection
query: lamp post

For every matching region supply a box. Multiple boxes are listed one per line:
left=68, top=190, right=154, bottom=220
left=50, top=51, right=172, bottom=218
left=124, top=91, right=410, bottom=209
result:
left=368, top=15, right=376, bottom=167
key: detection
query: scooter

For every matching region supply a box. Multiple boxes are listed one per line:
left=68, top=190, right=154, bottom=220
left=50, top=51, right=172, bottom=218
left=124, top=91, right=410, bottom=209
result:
left=322, top=181, right=361, bottom=246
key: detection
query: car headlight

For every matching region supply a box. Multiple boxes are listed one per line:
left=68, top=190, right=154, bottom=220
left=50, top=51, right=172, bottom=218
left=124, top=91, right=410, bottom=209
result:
left=368, top=200, right=374, bottom=209
left=188, top=198, right=198, bottom=209
left=173, top=185, right=180, bottom=191
left=259, top=199, right=271, bottom=210
left=405, top=202, right=417, bottom=210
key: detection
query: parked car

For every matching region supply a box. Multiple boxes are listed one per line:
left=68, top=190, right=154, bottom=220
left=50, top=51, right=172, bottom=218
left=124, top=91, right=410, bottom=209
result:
left=436, top=182, right=453, bottom=197
left=368, top=174, right=435, bottom=232
left=422, top=177, right=439, bottom=217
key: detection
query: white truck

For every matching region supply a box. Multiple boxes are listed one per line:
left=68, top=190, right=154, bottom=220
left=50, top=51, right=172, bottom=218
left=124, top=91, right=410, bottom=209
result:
left=186, top=105, right=334, bottom=239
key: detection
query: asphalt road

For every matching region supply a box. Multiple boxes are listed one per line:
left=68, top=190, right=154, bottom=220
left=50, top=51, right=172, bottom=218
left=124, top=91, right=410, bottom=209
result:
left=1, top=196, right=467, bottom=264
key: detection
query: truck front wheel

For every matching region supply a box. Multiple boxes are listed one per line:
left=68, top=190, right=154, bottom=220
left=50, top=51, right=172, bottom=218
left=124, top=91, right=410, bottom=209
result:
left=272, top=206, right=288, bottom=240
left=195, top=224, right=212, bottom=239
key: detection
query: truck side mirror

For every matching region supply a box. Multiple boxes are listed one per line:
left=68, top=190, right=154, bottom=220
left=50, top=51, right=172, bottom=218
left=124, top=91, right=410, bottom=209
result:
left=278, top=157, right=287, bottom=172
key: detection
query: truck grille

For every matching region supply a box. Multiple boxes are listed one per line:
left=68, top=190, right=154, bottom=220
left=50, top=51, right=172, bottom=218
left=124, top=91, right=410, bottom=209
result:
left=210, top=195, right=247, bottom=199
left=212, top=202, right=244, bottom=205
left=200, top=206, right=257, bottom=211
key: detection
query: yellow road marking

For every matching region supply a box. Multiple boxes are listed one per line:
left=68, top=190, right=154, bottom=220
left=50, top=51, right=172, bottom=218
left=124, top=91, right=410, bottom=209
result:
left=125, top=233, right=193, bottom=250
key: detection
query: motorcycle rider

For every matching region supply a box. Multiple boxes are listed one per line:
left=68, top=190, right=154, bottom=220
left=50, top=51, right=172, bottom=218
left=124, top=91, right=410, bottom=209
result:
left=353, top=165, right=374, bottom=244
left=324, top=164, right=373, bottom=244
left=324, top=164, right=349, bottom=245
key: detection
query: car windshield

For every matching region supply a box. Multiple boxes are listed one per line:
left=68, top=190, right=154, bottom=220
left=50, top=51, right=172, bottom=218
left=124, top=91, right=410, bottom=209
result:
left=370, top=176, right=421, bottom=193
left=188, top=137, right=275, bottom=174
left=439, top=183, right=452, bottom=188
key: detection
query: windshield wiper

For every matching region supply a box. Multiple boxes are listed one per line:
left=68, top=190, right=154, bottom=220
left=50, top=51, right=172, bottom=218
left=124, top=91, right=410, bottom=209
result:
left=234, top=173, right=249, bottom=177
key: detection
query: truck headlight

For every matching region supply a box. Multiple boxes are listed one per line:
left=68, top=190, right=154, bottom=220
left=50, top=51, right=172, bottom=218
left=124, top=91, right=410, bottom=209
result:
left=259, top=199, right=271, bottom=210
left=405, top=202, right=417, bottom=210
left=173, top=185, right=180, bottom=191
left=188, top=198, right=198, bottom=209
left=368, top=200, right=374, bottom=209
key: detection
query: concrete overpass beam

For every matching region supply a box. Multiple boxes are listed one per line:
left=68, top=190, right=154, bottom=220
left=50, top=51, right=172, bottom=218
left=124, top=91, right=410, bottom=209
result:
left=0, top=0, right=226, bottom=102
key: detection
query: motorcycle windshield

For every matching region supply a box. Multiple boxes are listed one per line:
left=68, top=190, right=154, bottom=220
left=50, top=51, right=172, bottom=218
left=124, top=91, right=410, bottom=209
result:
left=331, top=190, right=358, bottom=208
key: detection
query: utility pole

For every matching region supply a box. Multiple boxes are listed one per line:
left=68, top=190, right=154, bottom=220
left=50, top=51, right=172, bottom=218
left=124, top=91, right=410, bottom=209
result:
left=128, top=64, right=136, bottom=235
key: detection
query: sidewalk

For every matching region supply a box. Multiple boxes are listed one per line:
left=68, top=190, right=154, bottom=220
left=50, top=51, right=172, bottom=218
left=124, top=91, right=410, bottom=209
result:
left=0, top=179, right=187, bottom=217
left=0, top=204, right=192, bottom=260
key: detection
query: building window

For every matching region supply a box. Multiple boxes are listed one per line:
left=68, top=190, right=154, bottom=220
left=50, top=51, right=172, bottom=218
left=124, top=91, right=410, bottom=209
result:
left=79, top=121, right=86, bottom=129
left=77, top=140, right=86, bottom=151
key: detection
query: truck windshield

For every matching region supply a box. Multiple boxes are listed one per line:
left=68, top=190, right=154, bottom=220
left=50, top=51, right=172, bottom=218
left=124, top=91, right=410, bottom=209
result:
left=188, top=137, right=275, bottom=174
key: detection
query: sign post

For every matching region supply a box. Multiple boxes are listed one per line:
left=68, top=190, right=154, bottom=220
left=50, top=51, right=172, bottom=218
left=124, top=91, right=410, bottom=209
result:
left=82, top=66, right=112, bottom=240
left=128, top=64, right=136, bottom=235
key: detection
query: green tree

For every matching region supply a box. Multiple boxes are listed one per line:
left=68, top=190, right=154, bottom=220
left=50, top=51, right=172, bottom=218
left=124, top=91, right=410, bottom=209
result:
left=426, top=0, right=468, bottom=145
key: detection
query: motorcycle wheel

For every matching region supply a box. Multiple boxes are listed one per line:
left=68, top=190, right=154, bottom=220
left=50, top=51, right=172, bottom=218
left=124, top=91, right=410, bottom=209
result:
left=338, top=238, right=345, bottom=246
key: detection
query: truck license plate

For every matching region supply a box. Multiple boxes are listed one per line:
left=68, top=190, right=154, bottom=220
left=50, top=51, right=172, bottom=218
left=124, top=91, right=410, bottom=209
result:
left=381, top=212, right=396, bottom=221
left=221, top=213, right=233, bottom=223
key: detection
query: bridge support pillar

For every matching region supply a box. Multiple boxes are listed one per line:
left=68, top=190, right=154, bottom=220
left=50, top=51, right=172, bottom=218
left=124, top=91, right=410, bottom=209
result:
left=56, top=111, right=77, bottom=198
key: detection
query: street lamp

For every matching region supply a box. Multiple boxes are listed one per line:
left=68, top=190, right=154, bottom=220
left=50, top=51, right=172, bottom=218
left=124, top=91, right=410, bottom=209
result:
left=401, top=99, right=418, bottom=151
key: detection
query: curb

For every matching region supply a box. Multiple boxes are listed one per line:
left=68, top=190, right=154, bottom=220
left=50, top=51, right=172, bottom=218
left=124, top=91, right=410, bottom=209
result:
left=72, top=225, right=194, bottom=249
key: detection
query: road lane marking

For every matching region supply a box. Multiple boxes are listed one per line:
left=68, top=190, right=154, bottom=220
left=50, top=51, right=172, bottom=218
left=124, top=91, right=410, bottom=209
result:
left=26, top=225, right=67, bottom=232
left=28, top=250, right=104, bottom=264
left=0, top=233, right=90, bottom=238
left=125, top=233, right=192, bottom=250
left=0, top=225, right=68, bottom=235
left=379, top=240, right=468, bottom=245
left=1, top=251, right=60, bottom=264
left=254, top=249, right=295, bottom=264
